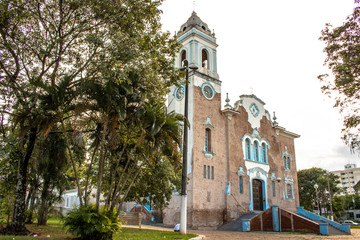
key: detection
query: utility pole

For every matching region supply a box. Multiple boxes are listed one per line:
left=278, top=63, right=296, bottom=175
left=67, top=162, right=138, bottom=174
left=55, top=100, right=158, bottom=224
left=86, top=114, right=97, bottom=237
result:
left=179, top=63, right=198, bottom=235
left=326, top=171, right=334, bottom=221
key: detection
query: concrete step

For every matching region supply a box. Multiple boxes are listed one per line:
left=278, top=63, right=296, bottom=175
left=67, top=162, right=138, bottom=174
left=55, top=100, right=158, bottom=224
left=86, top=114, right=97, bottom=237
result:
left=313, top=220, right=348, bottom=235
left=218, top=211, right=261, bottom=231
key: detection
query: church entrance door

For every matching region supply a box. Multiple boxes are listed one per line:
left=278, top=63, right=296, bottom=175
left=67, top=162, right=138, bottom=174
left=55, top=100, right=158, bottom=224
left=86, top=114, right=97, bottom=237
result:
left=252, top=179, right=263, bottom=211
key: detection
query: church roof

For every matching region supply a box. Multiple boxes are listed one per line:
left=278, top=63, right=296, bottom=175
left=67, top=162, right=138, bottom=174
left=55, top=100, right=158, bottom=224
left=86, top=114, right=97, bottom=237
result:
left=178, top=11, right=213, bottom=37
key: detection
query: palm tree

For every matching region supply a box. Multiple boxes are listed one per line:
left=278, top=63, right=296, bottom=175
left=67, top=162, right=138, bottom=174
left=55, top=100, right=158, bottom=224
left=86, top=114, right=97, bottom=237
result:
left=107, top=101, right=184, bottom=215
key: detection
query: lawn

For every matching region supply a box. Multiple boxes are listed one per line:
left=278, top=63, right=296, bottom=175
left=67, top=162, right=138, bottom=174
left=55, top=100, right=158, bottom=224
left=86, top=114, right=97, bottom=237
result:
left=0, top=220, right=197, bottom=240
left=114, top=228, right=197, bottom=240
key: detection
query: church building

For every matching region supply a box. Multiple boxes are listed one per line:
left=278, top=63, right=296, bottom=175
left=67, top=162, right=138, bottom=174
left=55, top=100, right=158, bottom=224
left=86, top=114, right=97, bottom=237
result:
left=164, top=12, right=300, bottom=230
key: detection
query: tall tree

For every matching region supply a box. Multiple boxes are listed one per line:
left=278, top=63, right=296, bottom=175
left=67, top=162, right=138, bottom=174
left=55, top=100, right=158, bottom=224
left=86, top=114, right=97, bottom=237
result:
left=298, top=168, right=341, bottom=212
left=1, top=0, right=180, bottom=234
left=318, top=1, right=360, bottom=152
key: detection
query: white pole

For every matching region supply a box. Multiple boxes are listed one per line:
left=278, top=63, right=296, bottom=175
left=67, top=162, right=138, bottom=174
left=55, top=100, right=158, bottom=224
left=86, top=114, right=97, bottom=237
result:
left=180, top=195, right=187, bottom=234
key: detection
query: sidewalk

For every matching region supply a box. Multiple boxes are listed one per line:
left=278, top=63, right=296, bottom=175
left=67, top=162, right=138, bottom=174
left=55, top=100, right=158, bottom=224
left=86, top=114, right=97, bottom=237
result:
left=124, top=225, right=360, bottom=239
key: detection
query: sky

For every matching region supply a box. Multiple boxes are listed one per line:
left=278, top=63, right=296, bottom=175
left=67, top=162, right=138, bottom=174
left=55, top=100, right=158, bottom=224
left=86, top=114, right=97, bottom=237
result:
left=159, top=0, right=359, bottom=171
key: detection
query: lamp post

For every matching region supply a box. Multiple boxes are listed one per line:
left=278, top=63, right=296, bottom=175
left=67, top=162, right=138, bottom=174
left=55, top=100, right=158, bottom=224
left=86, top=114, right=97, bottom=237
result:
left=326, top=172, right=334, bottom=221
left=179, top=63, right=198, bottom=235
left=314, top=183, right=319, bottom=215
left=276, top=177, right=282, bottom=232
left=276, top=177, right=281, bottom=205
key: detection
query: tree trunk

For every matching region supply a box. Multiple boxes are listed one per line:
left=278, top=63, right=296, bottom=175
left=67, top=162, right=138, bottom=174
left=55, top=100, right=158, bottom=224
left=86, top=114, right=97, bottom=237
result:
left=96, top=119, right=108, bottom=212
left=10, top=127, right=37, bottom=235
left=105, top=144, right=129, bottom=209
left=84, top=142, right=99, bottom=205
left=37, top=179, right=50, bottom=225
left=25, top=186, right=32, bottom=211
left=109, top=163, right=136, bottom=215
left=115, top=164, right=143, bottom=217
left=25, top=191, right=36, bottom=224
left=60, top=119, right=83, bottom=207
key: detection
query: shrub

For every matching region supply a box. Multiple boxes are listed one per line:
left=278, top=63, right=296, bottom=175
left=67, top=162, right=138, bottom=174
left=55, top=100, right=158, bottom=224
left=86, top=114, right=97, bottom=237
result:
left=63, top=204, right=120, bottom=240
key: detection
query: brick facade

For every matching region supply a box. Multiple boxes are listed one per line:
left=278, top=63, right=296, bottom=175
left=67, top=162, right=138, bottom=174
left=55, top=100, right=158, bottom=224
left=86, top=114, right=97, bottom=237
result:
left=164, top=12, right=300, bottom=230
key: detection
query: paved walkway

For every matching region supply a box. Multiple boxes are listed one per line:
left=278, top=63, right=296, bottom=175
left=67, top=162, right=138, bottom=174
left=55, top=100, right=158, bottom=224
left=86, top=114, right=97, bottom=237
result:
left=124, top=225, right=360, bottom=239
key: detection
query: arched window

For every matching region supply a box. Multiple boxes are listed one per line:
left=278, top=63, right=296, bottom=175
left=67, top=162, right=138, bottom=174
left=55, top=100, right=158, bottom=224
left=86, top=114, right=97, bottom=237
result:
left=205, top=128, right=211, bottom=152
left=245, top=138, right=251, bottom=160
left=261, top=143, right=267, bottom=163
left=181, top=50, right=188, bottom=67
left=272, top=181, right=276, bottom=197
left=254, top=141, right=259, bottom=162
left=287, top=158, right=290, bottom=169
left=202, top=49, right=209, bottom=69
left=284, top=157, right=290, bottom=170
left=239, top=176, right=243, bottom=194
left=286, top=184, right=292, bottom=199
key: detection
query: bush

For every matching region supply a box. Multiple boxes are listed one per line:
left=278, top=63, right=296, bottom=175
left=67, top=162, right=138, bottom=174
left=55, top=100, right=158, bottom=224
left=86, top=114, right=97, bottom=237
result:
left=63, top=204, right=121, bottom=240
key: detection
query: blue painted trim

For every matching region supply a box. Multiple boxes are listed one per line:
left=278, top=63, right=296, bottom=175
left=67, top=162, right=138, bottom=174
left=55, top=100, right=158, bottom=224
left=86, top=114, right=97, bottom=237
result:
left=262, top=143, right=267, bottom=163
left=249, top=103, right=260, bottom=117
left=296, top=206, right=351, bottom=234
left=241, top=219, right=251, bottom=232
left=189, top=40, right=193, bottom=65
left=195, top=40, right=199, bottom=65
left=270, top=172, right=276, bottom=180
left=201, top=82, right=215, bottom=100
left=199, top=46, right=211, bottom=70
left=225, top=181, right=231, bottom=195
left=177, top=31, right=192, bottom=42
left=197, top=31, right=216, bottom=43
left=203, top=115, right=214, bottom=128
left=263, top=179, right=269, bottom=209
left=178, top=29, right=216, bottom=43
left=178, top=47, right=188, bottom=67
left=239, top=176, right=243, bottom=193
left=241, top=129, right=270, bottom=163
left=254, top=141, right=260, bottom=162
left=213, top=49, right=217, bottom=73
left=271, top=205, right=280, bottom=231
left=284, top=175, right=295, bottom=200
left=248, top=176, right=269, bottom=211
left=248, top=175, right=253, bottom=211
left=249, top=167, right=268, bottom=176
left=237, top=166, right=246, bottom=176
left=319, top=223, right=329, bottom=236
left=281, top=146, right=293, bottom=161
left=173, top=85, right=185, bottom=101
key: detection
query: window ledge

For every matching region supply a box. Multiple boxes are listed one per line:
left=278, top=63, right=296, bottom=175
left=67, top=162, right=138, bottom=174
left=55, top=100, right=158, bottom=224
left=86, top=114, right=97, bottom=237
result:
left=245, top=159, right=268, bottom=165
left=203, top=147, right=215, bottom=160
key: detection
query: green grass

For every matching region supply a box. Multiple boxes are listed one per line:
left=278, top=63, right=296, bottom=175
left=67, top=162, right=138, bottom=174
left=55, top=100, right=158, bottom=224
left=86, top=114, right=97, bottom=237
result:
left=0, top=221, right=197, bottom=240
left=114, top=228, right=197, bottom=240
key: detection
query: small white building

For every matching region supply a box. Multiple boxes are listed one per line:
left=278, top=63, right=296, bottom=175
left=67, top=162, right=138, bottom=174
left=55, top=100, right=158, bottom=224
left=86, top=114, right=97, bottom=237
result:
left=56, top=189, right=82, bottom=215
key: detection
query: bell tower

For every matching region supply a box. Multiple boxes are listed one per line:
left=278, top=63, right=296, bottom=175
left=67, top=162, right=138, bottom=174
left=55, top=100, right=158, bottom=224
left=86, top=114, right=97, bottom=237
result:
left=168, top=12, right=222, bottom=176
left=168, top=11, right=221, bottom=114
left=165, top=12, right=225, bottom=229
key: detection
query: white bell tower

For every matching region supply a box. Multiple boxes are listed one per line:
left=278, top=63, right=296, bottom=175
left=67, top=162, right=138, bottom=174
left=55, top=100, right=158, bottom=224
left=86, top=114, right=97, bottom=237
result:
left=168, top=11, right=221, bottom=114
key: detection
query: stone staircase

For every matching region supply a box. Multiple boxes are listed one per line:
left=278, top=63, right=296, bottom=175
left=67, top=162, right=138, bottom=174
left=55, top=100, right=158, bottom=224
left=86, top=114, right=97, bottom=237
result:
left=218, top=211, right=261, bottom=231
left=218, top=206, right=351, bottom=235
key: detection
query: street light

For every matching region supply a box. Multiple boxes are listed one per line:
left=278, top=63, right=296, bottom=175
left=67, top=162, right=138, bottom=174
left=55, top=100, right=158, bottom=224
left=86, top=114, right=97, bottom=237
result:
left=314, top=183, right=320, bottom=215
left=276, top=177, right=281, bottom=205
left=326, top=171, right=334, bottom=221
left=179, top=62, right=198, bottom=235
left=276, top=177, right=282, bottom=232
